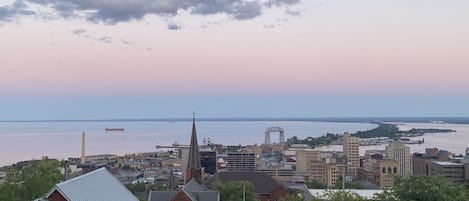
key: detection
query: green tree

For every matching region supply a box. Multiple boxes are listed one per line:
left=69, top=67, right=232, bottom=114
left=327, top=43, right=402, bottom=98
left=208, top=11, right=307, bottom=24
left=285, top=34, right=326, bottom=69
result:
left=306, top=180, right=328, bottom=189
left=334, top=177, right=364, bottom=189
left=311, top=190, right=369, bottom=201
left=280, top=189, right=305, bottom=201
left=373, top=176, right=469, bottom=201
left=214, top=181, right=257, bottom=201
left=126, top=182, right=146, bottom=193
left=0, top=157, right=62, bottom=201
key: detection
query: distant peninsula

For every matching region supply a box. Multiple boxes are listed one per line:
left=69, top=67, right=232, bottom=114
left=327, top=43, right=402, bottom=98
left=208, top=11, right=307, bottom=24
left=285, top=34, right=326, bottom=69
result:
left=352, top=123, right=456, bottom=138
left=287, top=123, right=456, bottom=148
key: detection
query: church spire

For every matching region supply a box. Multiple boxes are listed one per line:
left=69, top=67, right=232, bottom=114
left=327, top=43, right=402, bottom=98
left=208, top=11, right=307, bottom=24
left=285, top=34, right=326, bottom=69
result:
left=185, top=113, right=201, bottom=183
left=188, top=112, right=201, bottom=169
left=166, top=168, right=178, bottom=190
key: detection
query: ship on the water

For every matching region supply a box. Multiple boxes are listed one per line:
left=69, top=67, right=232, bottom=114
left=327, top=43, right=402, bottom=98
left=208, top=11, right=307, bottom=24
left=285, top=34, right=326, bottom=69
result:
left=105, top=128, right=125, bottom=132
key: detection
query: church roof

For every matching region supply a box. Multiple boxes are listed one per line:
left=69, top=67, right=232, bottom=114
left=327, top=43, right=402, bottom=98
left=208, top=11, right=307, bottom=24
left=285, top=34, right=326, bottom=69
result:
left=188, top=116, right=201, bottom=169
left=46, top=167, right=139, bottom=201
left=148, top=179, right=219, bottom=201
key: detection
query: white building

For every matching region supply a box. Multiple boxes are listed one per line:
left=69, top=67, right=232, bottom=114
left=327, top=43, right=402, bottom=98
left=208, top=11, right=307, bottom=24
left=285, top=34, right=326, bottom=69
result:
left=386, top=142, right=412, bottom=175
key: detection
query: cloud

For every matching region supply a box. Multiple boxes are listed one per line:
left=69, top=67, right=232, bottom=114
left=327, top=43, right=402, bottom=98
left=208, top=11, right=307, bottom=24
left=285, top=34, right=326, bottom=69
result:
left=122, top=40, right=134, bottom=45
left=167, top=22, right=181, bottom=30
left=96, top=36, right=112, bottom=43
left=0, top=0, right=35, bottom=21
left=265, top=0, right=300, bottom=7
left=285, top=8, right=301, bottom=16
left=71, top=28, right=87, bottom=35
left=1, top=0, right=301, bottom=24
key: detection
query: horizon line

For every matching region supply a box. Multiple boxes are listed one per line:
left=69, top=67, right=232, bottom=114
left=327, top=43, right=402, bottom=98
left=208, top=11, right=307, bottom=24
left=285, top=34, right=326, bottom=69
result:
left=1, top=116, right=468, bottom=123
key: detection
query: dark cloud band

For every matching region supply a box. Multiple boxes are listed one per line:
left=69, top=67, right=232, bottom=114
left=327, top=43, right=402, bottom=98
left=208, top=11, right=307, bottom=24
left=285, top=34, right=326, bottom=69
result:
left=1, top=0, right=300, bottom=25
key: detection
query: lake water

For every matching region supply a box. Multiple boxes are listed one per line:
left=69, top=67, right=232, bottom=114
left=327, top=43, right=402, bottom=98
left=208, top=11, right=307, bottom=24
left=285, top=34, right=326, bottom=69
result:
left=316, top=122, right=469, bottom=156
left=0, top=121, right=376, bottom=166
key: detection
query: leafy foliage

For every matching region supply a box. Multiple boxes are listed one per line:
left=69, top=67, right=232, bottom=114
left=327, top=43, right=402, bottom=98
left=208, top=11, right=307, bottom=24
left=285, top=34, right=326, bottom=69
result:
left=305, top=180, right=328, bottom=189
left=0, top=157, right=62, bottom=201
left=373, top=176, right=469, bottom=201
left=334, top=177, right=364, bottom=189
left=287, top=133, right=341, bottom=148
left=280, top=193, right=305, bottom=201
left=352, top=123, right=399, bottom=138
left=311, top=190, right=368, bottom=201
left=214, top=181, right=257, bottom=201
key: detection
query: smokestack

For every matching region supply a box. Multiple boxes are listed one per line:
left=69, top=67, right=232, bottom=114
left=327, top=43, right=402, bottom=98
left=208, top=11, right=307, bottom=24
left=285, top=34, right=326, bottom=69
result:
left=81, top=132, right=86, bottom=164
left=63, top=160, right=68, bottom=181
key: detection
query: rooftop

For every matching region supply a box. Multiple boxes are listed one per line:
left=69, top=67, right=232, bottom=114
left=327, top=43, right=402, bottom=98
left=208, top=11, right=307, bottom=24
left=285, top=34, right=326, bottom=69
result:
left=432, top=161, right=463, bottom=166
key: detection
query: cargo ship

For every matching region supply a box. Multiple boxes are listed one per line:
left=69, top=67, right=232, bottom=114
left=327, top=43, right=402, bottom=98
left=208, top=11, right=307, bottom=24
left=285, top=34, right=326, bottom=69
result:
left=105, top=128, right=125, bottom=132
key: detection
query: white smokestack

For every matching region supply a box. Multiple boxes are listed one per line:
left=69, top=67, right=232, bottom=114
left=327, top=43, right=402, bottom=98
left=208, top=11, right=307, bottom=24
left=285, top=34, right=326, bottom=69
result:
left=81, top=132, right=86, bottom=164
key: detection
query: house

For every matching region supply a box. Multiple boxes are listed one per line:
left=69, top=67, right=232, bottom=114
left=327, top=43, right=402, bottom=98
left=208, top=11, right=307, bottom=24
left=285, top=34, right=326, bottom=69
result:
left=148, top=178, right=219, bottom=201
left=214, top=171, right=291, bottom=201
left=45, top=167, right=139, bottom=201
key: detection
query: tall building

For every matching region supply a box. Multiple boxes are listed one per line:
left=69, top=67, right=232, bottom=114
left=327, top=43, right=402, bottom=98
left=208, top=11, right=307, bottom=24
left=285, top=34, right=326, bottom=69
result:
left=343, top=133, right=359, bottom=176
left=226, top=152, right=255, bottom=172
left=185, top=115, right=202, bottom=183
left=386, top=142, right=412, bottom=175
left=295, top=150, right=320, bottom=173
left=200, top=151, right=217, bottom=174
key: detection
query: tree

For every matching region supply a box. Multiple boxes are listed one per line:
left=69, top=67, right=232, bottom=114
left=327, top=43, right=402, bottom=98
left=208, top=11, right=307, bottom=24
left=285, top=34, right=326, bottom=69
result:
left=280, top=189, right=305, bottom=201
left=0, top=157, right=62, bottom=201
left=305, top=180, right=327, bottom=189
left=214, top=181, right=257, bottom=201
left=311, top=190, right=369, bottom=201
left=334, top=177, right=364, bottom=189
left=373, top=176, right=469, bottom=201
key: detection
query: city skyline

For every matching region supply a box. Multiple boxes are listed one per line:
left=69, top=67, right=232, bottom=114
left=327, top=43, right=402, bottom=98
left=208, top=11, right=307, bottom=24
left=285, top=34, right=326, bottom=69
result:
left=1, top=0, right=469, bottom=120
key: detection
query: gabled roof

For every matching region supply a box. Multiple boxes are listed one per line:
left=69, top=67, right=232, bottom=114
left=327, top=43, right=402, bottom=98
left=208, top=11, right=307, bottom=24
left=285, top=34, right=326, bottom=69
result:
left=148, top=179, right=219, bottom=201
left=184, top=178, right=208, bottom=192
left=216, top=172, right=283, bottom=194
left=148, top=191, right=177, bottom=201
left=47, top=167, right=139, bottom=201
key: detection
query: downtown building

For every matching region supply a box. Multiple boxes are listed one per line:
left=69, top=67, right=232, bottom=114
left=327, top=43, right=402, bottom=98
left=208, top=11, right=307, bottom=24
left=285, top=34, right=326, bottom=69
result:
left=385, top=142, right=412, bottom=175
left=226, top=152, right=256, bottom=172
left=295, top=150, right=342, bottom=187
left=343, top=133, right=360, bottom=177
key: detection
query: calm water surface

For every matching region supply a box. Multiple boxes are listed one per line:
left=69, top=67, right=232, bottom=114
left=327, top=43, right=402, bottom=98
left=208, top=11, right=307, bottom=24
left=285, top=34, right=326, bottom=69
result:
left=0, top=121, right=376, bottom=166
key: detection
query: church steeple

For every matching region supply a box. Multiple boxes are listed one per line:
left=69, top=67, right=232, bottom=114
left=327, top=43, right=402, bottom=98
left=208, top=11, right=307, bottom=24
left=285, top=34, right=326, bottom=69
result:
left=166, top=168, right=178, bottom=190
left=185, top=113, right=202, bottom=183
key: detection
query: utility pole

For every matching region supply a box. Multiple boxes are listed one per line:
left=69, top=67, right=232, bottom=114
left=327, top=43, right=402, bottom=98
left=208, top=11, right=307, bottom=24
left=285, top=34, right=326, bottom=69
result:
left=243, top=181, right=246, bottom=201
left=341, top=156, right=348, bottom=201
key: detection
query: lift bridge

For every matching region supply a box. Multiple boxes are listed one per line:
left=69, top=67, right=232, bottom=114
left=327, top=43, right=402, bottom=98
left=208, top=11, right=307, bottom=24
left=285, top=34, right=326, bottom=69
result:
left=264, top=127, right=285, bottom=145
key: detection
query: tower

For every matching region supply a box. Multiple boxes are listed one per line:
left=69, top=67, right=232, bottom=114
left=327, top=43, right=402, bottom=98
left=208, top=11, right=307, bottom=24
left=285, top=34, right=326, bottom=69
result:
left=185, top=114, right=202, bottom=183
left=343, top=132, right=359, bottom=176
left=386, top=142, right=412, bottom=175
left=81, top=132, right=86, bottom=164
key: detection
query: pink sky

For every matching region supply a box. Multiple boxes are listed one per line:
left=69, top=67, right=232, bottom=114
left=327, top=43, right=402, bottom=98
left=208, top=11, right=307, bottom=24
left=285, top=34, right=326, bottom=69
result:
left=0, top=0, right=468, bottom=119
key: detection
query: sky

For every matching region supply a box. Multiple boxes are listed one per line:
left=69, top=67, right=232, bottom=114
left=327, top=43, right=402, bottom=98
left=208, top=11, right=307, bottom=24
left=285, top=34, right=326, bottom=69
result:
left=0, top=0, right=468, bottom=120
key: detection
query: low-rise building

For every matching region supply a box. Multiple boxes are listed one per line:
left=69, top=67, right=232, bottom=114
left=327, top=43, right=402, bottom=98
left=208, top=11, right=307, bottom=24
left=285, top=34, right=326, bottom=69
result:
left=429, top=161, right=465, bottom=183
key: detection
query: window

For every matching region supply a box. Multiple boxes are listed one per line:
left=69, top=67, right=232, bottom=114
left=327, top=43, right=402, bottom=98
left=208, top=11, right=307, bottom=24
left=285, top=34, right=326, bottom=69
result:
left=382, top=167, right=386, bottom=173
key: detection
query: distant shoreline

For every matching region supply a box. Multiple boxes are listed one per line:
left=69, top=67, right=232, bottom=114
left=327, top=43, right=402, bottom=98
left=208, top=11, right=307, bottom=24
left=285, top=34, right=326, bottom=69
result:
left=1, top=117, right=469, bottom=124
